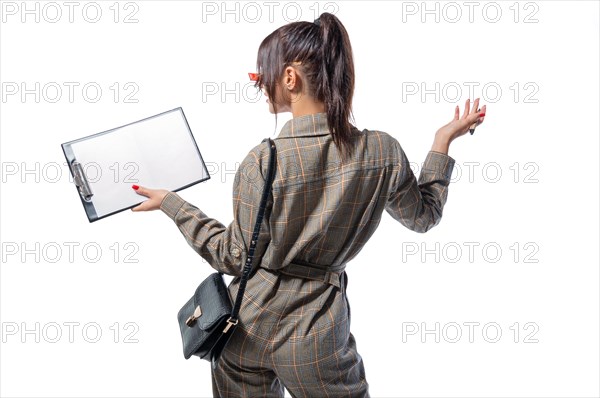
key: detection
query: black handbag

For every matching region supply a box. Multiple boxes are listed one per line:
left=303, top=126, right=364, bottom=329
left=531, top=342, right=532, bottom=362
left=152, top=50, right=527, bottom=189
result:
left=177, top=137, right=277, bottom=369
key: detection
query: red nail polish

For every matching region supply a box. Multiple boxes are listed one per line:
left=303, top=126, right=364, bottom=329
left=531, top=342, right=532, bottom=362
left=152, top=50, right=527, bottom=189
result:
left=479, top=113, right=486, bottom=117
left=132, top=185, right=139, bottom=190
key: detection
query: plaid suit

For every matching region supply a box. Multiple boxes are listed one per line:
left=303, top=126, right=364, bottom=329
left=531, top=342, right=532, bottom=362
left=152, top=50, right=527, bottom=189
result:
left=160, top=112, right=455, bottom=397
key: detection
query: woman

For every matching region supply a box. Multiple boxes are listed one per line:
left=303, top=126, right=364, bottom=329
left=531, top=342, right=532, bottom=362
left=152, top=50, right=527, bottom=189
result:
left=131, top=12, right=486, bottom=398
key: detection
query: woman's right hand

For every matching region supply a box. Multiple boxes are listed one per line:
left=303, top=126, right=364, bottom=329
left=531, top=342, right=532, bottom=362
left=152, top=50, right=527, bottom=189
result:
left=435, top=98, right=486, bottom=142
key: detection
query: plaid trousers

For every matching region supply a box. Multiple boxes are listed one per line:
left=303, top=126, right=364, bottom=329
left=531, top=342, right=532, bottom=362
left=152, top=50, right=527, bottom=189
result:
left=211, top=264, right=369, bottom=398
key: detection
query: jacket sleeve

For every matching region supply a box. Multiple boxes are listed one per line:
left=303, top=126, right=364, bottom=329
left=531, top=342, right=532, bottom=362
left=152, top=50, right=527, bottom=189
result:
left=385, top=142, right=455, bottom=233
left=159, top=148, right=268, bottom=276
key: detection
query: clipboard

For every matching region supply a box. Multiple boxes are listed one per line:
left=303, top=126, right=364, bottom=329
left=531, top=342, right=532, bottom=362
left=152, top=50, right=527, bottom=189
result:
left=61, top=107, right=210, bottom=223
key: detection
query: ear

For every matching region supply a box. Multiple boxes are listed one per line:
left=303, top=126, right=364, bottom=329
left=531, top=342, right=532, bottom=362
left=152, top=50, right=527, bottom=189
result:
left=283, top=66, right=298, bottom=90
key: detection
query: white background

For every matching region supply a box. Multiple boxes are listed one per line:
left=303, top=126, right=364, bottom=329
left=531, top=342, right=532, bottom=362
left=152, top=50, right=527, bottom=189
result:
left=1, top=1, right=598, bottom=397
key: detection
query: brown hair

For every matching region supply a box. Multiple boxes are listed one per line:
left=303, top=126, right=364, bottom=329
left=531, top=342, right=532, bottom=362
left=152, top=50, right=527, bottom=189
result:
left=254, top=12, right=356, bottom=160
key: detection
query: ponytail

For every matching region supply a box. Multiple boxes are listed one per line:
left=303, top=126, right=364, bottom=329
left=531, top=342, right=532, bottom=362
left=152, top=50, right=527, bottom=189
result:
left=315, top=12, right=356, bottom=160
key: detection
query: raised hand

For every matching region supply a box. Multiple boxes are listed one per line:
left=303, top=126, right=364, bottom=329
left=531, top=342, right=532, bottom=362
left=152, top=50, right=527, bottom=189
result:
left=436, top=98, right=486, bottom=142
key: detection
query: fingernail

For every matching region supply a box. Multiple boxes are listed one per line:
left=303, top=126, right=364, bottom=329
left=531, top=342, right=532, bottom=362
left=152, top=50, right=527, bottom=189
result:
left=132, top=185, right=139, bottom=190
left=479, top=113, right=486, bottom=117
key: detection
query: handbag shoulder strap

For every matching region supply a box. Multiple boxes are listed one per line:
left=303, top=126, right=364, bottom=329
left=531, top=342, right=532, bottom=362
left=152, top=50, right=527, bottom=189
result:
left=229, top=137, right=276, bottom=322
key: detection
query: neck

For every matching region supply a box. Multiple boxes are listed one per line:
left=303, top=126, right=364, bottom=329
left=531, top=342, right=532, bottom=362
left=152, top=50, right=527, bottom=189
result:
left=291, top=99, right=326, bottom=118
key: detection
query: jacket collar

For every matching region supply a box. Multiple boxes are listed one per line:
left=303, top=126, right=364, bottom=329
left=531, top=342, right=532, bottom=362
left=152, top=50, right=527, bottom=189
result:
left=276, top=112, right=330, bottom=139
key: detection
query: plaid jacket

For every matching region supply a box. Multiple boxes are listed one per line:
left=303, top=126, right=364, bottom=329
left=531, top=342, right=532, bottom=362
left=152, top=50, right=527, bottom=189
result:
left=160, top=112, right=455, bottom=279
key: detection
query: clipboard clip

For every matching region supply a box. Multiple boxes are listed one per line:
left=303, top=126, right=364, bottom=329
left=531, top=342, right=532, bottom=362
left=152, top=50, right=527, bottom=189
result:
left=70, top=160, right=93, bottom=202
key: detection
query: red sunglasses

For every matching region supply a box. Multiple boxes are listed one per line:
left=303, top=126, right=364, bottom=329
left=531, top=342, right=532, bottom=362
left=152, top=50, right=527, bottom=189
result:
left=249, top=62, right=301, bottom=82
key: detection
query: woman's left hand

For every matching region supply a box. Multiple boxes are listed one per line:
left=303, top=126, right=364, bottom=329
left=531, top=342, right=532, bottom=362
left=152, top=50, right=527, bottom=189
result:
left=130, top=185, right=170, bottom=212
left=435, top=98, right=486, bottom=142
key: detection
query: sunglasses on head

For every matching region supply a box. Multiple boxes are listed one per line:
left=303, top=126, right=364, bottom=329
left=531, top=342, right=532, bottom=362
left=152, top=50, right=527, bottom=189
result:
left=248, top=62, right=302, bottom=82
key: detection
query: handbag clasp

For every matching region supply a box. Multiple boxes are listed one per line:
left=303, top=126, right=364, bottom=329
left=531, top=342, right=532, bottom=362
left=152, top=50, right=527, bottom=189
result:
left=185, top=305, right=202, bottom=327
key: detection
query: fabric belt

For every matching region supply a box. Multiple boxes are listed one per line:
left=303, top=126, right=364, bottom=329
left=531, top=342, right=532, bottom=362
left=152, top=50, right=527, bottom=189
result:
left=269, top=260, right=346, bottom=288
